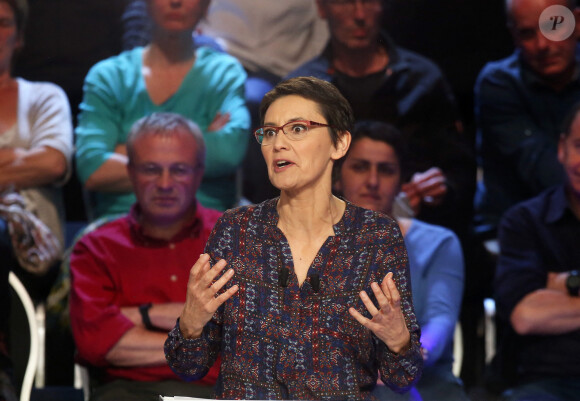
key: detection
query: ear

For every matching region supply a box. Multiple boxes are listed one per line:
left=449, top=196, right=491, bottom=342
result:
left=331, top=130, right=351, bottom=161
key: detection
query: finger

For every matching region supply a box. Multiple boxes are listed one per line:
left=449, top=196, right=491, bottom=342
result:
left=413, top=167, right=444, bottom=184
left=359, top=290, right=380, bottom=317
left=416, top=176, right=445, bottom=194
left=209, top=268, right=235, bottom=296
left=370, top=282, right=389, bottom=309
left=201, top=259, right=228, bottom=287
left=212, top=284, right=239, bottom=308
left=349, top=307, right=371, bottom=328
left=191, top=253, right=211, bottom=281
left=380, top=273, right=394, bottom=302
left=384, top=273, right=402, bottom=306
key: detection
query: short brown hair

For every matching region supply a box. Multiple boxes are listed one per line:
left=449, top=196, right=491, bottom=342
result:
left=259, top=76, right=355, bottom=147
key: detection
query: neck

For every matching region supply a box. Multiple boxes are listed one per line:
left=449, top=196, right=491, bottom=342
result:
left=331, top=41, right=388, bottom=77
left=139, top=207, right=196, bottom=241
left=146, top=30, right=195, bottom=66
left=277, top=190, right=344, bottom=237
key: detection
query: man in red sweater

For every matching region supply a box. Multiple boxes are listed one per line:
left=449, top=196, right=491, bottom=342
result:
left=70, top=112, right=221, bottom=401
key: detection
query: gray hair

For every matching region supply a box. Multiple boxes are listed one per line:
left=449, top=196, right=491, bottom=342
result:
left=126, top=112, right=206, bottom=166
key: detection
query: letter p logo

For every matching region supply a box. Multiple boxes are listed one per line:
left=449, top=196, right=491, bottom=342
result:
left=540, top=6, right=575, bottom=41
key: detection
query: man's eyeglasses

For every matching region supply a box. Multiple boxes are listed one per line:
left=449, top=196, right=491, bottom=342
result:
left=132, top=163, right=199, bottom=180
left=254, top=120, right=334, bottom=146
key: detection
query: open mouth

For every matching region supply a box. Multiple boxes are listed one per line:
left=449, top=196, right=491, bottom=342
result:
left=276, top=160, right=292, bottom=168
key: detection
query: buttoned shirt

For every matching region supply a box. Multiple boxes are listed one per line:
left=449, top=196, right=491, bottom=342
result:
left=70, top=202, right=221, bottom=384
left=165, top=199, right=422, bottom=400
left=495, top=185, right=580, bottom=381
left=474, top=48, right=580, bottom=231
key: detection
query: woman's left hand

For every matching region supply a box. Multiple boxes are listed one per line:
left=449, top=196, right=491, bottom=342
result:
left=349, top=272, right=411, bottom=354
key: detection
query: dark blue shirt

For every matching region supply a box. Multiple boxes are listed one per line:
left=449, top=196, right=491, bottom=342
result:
left=474, top=49, right=580, bottom=232
left=495, top=185, right=580, bottom=382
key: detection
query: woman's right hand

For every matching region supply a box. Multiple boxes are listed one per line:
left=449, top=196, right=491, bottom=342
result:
left=179, top=253, right=239, bottom=339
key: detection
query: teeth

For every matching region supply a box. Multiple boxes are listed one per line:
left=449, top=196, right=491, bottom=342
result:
left=277, top=161, right=289, bottom=167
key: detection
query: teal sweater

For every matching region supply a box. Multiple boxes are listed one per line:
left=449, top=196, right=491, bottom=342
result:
left=76, top=46, right=250, bottom=218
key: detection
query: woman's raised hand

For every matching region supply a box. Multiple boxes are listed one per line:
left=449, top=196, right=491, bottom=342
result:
left=179, top=253, right=239, bottom=339
left=349, top=272, right=411, bottom=354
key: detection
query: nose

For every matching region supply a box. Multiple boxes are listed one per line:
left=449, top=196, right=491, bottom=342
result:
left=156, top=169, right=174, bottom=190
left=353, top=0, right=367, bottom=20
left=366, top=166, right=379, bottom=188
left=271, top=129, right=290, bottom=150
left=535, top=31, right=550, bottom=52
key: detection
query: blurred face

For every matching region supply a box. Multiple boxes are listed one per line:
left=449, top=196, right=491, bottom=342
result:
left=0, top=1, right=19, bottom=70
left=261, top=95, right=349, bottom=195
left=316, top=0, right=383, bottom=51
left=559, top=113, right=580, bottom=198
left=509, top=0, right=579, bottom=82
left=147, top=0, right=210, bottom=33
left=128, top=130, right=203, bottom=227
left=336, top=137, right=401, bottom=215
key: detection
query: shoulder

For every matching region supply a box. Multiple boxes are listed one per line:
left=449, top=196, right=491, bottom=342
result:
left=85, top=48, right=142, bottom=82
left=406, top=219, right=461, bottom=253
left=475, top=52, right=520, bottom=88
left=343, top=202, right=402, bottom=241
left=395, top=46, right=444, bottom=77
left=501, top=187, right=552, bottom=222
left=75, top=215, right=129, bottom=249
left=17, top=78, right=69, bottom=105
left=285, top=53, right=330, bottom=80
left=409, top=219, right=458, bottom=241
left=195, top=46, right=247, bottom=77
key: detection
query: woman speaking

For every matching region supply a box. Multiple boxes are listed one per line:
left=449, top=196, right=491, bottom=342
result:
left=165, top=77, right=422, bottom=400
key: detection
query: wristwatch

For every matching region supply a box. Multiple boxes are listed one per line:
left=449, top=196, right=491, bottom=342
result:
left=565, top=270, right=580, bottom=296
left=139, top=303, right=155, bottom=330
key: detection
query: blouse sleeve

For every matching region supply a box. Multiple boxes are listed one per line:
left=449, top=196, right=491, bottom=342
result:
left=376, top=221, right=423, bottom=393
left=164, top=213, right=232, bottom=380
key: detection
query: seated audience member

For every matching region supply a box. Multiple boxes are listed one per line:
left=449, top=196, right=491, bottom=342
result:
left=474, top=0, right=580, bottom=234
left=198, top=0, right=330, bottom=203
left=75, top=0, right=249, bottom=220
left=69, top=113, right=221, bottom=401
left=287, top=0, right=475, bottom=236
left=334, top=120, right=467, bottom=401
left=1, top=0, right=73, bottom=397
left=494, top=103, right=580, bottom=401
left=12, top=0, right=137, bottom=225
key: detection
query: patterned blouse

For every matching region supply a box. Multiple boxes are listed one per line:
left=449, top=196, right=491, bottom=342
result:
left=165, top=199, right=422, bottom=400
